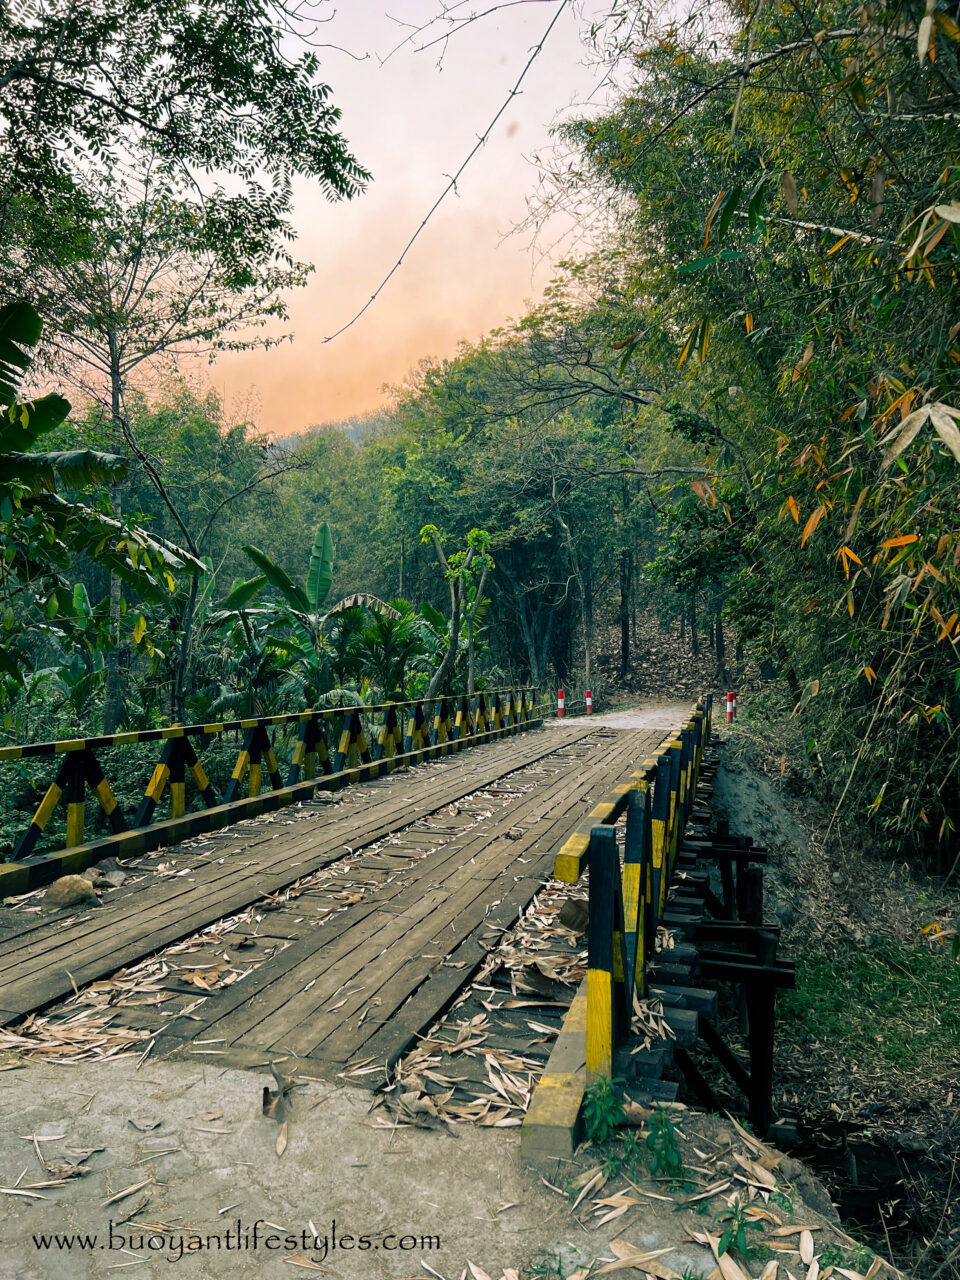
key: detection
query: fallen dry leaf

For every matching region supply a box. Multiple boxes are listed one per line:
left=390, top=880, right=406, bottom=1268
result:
left=277, top=1122, right=288, bottom=1157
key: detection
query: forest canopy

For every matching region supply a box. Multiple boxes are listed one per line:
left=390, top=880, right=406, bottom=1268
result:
left=2, top=0, right=959, bottom=874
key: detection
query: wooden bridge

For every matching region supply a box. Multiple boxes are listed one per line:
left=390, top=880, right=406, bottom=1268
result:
left=0, top=690, right=792, bottom=1146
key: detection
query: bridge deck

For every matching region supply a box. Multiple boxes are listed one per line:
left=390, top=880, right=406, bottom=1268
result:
left=0, top=724, right=656, bottom=1053
left=149, top=725, right=658, bottom=1076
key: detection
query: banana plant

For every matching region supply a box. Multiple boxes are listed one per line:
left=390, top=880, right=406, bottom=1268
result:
left=236, top=523, right=400, bottom=669
left=0, top=300, right=205, bottom=682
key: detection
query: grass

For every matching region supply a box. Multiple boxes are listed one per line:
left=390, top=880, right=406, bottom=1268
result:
left=779, top=936, right=960, bottom=1069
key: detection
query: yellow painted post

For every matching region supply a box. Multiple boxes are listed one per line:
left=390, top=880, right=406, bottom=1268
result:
left=169, top=738, right=186, bottom=819
left=79, top=749, right=127, bottom=834
left=247, top=728, right=262, bottom=798
left=64, top=753, right=85, bottom=848
left=623, top=785, right=649, bottom=998
left=586, top=826, right=617, bottom=1079
left=12, top=753, right=74, bottom=859
left=222, top=728, right=255, bottom=804
left=184, top=740, right=218, bottom=807
left=651, top=754, right=672, bottom=925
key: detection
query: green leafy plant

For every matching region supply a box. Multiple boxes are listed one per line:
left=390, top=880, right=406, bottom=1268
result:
left=818, top=1245, right=845, bottom=1267
left=646, top=1106, right=686, bottom=1185
left=582, top=1076, right=626, bottom=1146
left=771, top=1184, right=795, bottom=1215
left=715, top=1197, right=764, bottom=1259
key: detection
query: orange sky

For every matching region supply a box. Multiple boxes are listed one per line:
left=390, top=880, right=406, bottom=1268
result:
left=211, top=2, right=607, bottom=434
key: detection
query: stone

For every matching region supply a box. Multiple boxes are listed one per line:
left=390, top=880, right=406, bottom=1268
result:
left=41, top=874, right=100, bottom=912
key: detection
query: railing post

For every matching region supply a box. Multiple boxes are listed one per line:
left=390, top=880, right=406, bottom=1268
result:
left=81, top=748, right=127, bottom=833
left=651, top=754, right=672, bottom=927
left=454, top=695, right=472, bottom=744
left=223, top=728, right=255, bottom=805
left=12, top=756, right=73, bottom=860
left=623, top=786, right=649, bottom=999
left=168, top=738, right=187, bottom=819
left=587, top=826, right=616, bottom=1080
left=136, top=739, right=176, bottom=824
left=261, top=726, right=283, bottom=790
left=64, top=752, right=86, bottom=848
left=184, top=739, right=219, bottom=807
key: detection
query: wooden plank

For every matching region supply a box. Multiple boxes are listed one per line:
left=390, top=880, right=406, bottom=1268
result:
left=172, top=730, right=654, bottom=1063
left=0, top=724, right=585, bottom=960
left=0, top=727, right=601, bottom=1018
left=221, top=734, right=648, bottom=1053
left=236, top=732, right=655, bottom=1049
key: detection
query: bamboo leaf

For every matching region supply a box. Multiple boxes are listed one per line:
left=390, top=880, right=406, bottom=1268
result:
left=801, top=506, right=825, bottom=546
left=881, top=408, right=928, bottom=467
left=930, top=404, right=960, bottom=463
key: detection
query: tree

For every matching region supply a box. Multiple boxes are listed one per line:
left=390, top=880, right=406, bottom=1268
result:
left=542, top=0, right=960, bottom=862
left=23, top=163, right=317, bottom=724
left=419, top=526, right=493, bottom=696
left=0, top=301, right=203, bottom=684
left=0, top=0, right=368, bottom=272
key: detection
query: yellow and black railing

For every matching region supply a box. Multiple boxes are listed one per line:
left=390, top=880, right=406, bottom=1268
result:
left=0, top=687, right=539, bottom=897
left=570, top=696, right=713, bottom=1079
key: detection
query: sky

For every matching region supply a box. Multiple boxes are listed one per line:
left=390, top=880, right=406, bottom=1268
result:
left=210, top=1, right=611, bottom=435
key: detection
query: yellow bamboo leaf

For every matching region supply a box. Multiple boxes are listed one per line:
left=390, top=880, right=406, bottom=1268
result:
left=881, top=533, right=919, bottom=549
left=745, top=313, right=754, bottom=334
left=864, top=666, right=876, bottom=682
left=938, top=612, right=958, bottom=640
left=697, top=317, right=712, bottom=362
left=703, top=190, right=726, bottom=249
left=827, top=234, right=851, bottom=255
left=801, top=505, right=825, bottom=546
left=677, top=324, right=697, bottom=368
left=133, top=614, right=146, bottom=645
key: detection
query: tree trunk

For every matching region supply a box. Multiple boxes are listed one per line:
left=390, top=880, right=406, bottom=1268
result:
left=583, top=576, right=593, bottom=688
left=102, top=567, right=122, bottom=733
left=715, top=608, right=728, bottom=685
left=398, top=530, right=404, bottom=598
left=426, top=585, right=461, bottom=699
left=467, top=614, right=475, bottom=696
left=690, top=598, right=698, bottom=656
left=619, top=550, right=631, bottom=678
left=102, top=351, right=125, bottom=734
left=172, top=573, right=199, bottom=721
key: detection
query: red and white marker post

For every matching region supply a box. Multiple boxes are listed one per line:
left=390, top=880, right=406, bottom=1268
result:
left=726, top=691, right=734, bottom=723
left=585, top=689, right=593, bottom=715
left=732, top=690, right=738, bottom=720
left=557, top=688, right=565, bottom=718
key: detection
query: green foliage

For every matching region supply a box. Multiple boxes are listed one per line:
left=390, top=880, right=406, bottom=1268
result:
left=0, top=0, right=368, bottom=293
left=779, top=938, right=960, bottom=1069
left=519, top=1251, right=564, bottom=1280
left=818, top=1246, right=845, bottom=1267
left=582, top=1076, right=626, bottom=1146
left=645, top=1107, right=686, bottom=1186
left=770, top=1184, right=794, bottom=1215
left=715, top=1197, right=763, bottom=1259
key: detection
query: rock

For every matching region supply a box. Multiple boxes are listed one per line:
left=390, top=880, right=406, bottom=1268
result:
left=778, top=1154, right=841, bottom=1223
left=558, top=898, right=589, bottom=933
left=892, top=1132, right=927, bottom=1155
left=41, top=875, right=100, bottom=912
left=831, top=871, right=843, bottom=884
